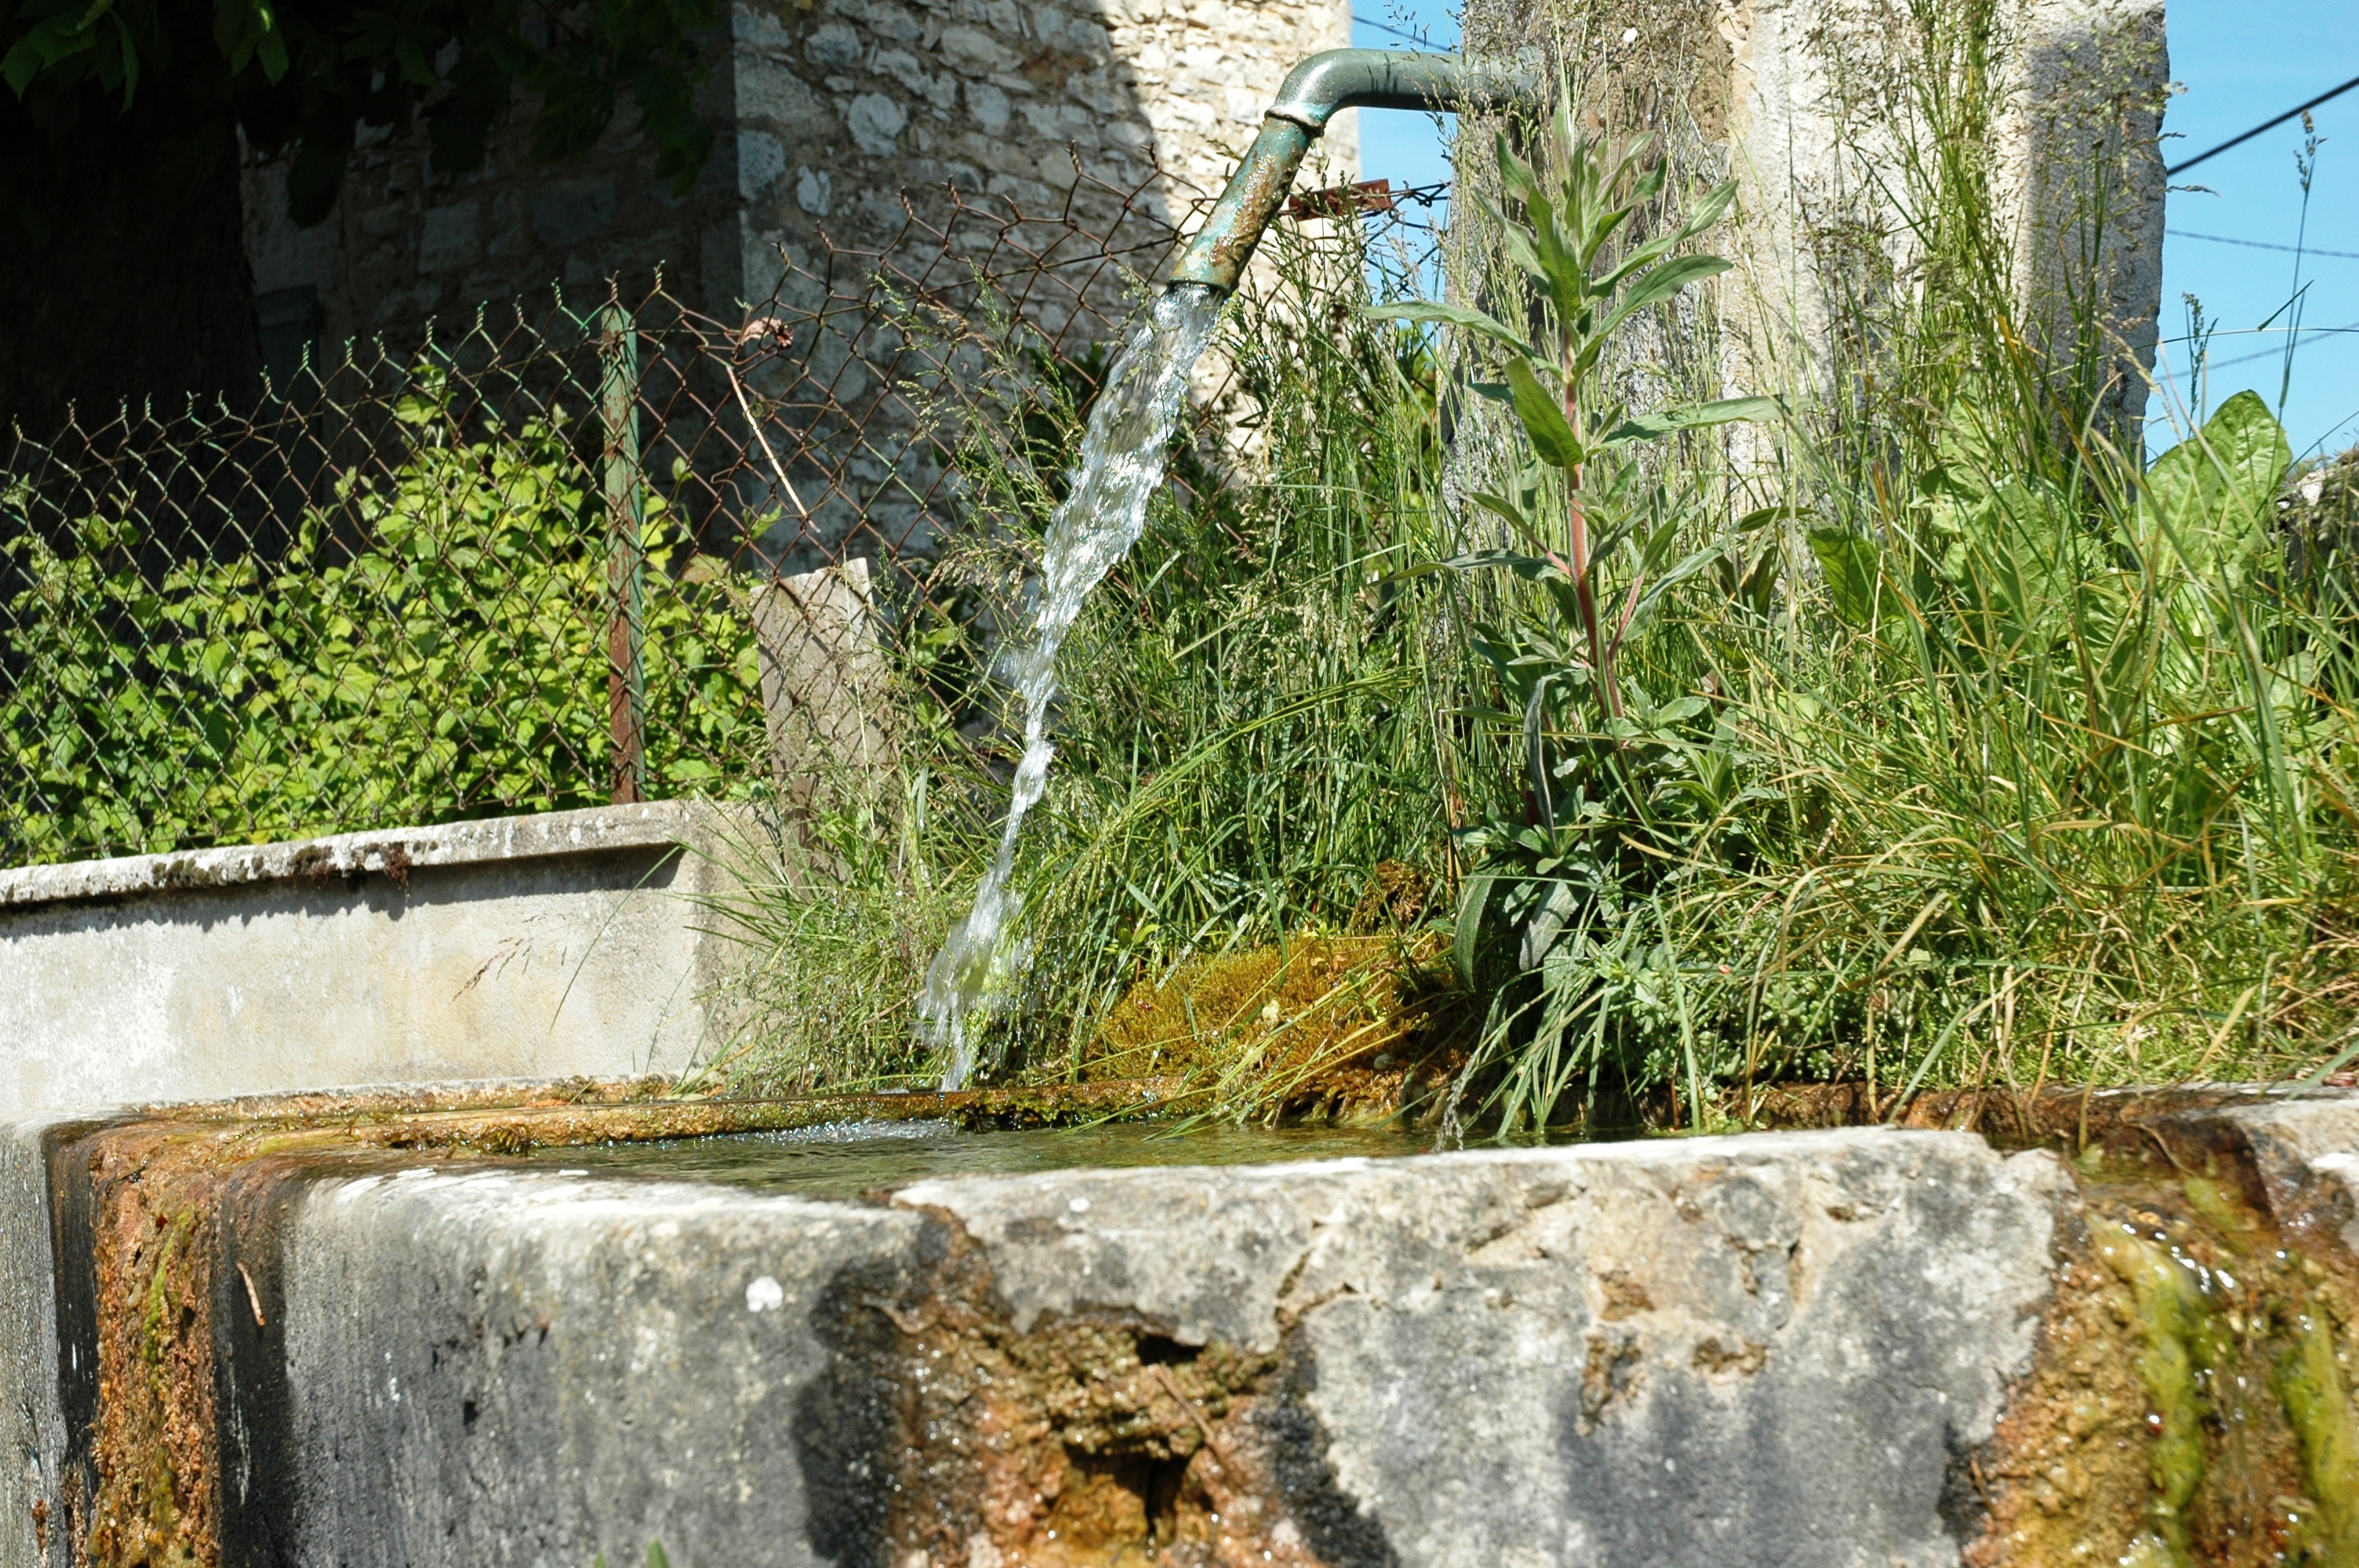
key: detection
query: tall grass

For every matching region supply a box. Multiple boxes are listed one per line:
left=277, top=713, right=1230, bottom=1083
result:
left=1432, top=0, right=2359, bottom=1132
left=707, top=0, right=2359, bottom=1122
left=699, top=219, right=1504, bottom=1097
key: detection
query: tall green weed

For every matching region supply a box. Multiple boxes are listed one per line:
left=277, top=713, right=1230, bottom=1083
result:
left=1417, top=5, right=2359, bottom=1130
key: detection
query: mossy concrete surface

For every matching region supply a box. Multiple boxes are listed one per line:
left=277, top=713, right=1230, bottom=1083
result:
left=4, top=1084, right=2358, bottom=1567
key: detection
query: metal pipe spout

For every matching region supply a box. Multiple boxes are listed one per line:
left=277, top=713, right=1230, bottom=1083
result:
left=1168, top=49, right=1543, bottom=294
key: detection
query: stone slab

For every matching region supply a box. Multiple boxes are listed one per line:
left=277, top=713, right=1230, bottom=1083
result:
left=136, top=1127, right=2077, bottom=1567
left=900, top=1129, right=2071, bottom=1567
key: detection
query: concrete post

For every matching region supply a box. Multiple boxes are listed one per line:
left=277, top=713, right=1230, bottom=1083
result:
left=748, top=556, right=897, bottom=815
left=1454, top=0, right=2168, bottom=427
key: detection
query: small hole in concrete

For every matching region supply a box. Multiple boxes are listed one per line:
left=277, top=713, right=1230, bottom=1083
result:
left=1135, top=1334, right=1196, bottom=1366
left=1058, top=1450, right=1194, bottom=1549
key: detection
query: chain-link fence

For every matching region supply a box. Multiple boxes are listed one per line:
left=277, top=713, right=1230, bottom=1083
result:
left=0, top=163, right=1444, bottom=868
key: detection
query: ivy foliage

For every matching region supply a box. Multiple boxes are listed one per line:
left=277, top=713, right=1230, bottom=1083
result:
left=0, top=372, right=761, bottom=862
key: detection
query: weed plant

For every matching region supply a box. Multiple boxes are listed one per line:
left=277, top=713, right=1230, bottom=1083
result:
left=1427, top=0, right=2359, bottom=1132
left=0, top=368, right=761, bottom=861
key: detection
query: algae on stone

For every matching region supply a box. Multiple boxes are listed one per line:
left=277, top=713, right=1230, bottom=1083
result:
left=1976, top=1146, right=2359, bottom=1568
left=2270, top=1301, right=2359, bottom=1564
left=2099, top=1229, right=2220, bottom=1566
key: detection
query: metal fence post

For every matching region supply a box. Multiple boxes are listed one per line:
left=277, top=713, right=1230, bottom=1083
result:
left=599, top=299, right=648, bottom=804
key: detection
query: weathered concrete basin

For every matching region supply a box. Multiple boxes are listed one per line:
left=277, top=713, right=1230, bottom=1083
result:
left=0, top=804, right=755, bottom=1116
left=6, top=1084, right=2359, bottom=1567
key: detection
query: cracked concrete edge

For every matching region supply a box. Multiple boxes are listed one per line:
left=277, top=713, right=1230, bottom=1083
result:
left=2200, top=1094, right=2359, bottom=1256
left=0, top=800, right=738, bottom=910
left=15, top=1098, right=2359, bottom=1567
left=256, top=1168, right=932, bottom=1567
left=894, top=1130, right=2068, bottom=1346
left=10, top=1125, right=2077, bottom=1568
left=2, top=1115, right=72, bottom=1568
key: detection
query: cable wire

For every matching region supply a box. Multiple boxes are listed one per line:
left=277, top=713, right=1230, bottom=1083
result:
left=1350, top=13, right=1451, bottom=47
left=2170, top=230, right=2359, bottom=262
left=2168, top=71, right=2359, bottom=176
left=2197, top=321, right=2359, bottom=372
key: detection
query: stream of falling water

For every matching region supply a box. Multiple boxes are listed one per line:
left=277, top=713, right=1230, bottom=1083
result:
left=917, top=282, right=1225, bottom=1091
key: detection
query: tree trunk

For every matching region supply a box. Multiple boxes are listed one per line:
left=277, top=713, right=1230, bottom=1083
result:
left=0, top=89, right=262, bottom=439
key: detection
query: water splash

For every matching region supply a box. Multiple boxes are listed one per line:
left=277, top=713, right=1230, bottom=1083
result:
left=918, top=282, right=1226, bottom=1090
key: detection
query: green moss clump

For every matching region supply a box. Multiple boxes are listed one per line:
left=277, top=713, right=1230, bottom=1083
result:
left=2271, top=1301, right=2359, bottom=1565
left=2100, top=1229, right=2217, bottom=1566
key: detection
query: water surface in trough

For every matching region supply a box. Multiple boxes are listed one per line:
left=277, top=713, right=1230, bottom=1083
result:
left=511, top=1120, right=1434, bottom=1200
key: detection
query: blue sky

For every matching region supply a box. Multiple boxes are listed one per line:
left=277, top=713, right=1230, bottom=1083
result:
left=1342, top=2, right=2359, bottom=463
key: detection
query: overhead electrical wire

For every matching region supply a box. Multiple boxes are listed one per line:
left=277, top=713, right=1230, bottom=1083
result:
left=1350, top=13, right=1450, bottom=46
left=2168, top=71, right=2359, bottom=176
left=2171, top=230, right=2359, bottom=261
left=2201, top=322, right=2359, bottom=372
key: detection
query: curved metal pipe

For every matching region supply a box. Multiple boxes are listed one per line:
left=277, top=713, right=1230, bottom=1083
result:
left=1169, top=49, right=1543, bottom=293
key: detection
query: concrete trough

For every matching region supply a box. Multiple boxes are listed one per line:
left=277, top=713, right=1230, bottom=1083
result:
left=7, top=1083, right=2359, bottom=1567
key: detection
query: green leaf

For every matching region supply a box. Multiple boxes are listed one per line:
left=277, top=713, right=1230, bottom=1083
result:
left=1453, top=873, right=1499, bottom=992
left=1361, top=300, right=1531, bottom=354
left=1443, top=548, right=1558, bottom=579
left=1625, top=543, right=1727, bottom=638
left=1503, top=359, right=1585, bottom=473
left=1495, top=131, right=1542, bottom=207
left=1674, top=180, right=1738, bottom=243
left=1654, top=695, right=1709, bottom=726
left=2139, top=389, right=2290, bottom=579
left=2193, top=389, right=2290, bottom=512
left=1468, top=489, right=1536, bottom=535
left=1601, top=395, right=1779, bottom=445
left=1499, top=225, right=1550, bottom=285
left=1807, top=528, right=1881, bottom=626
left=1589, top=233, right=1678, bottom=296
left=1597, top=256, right=1733, bottom=341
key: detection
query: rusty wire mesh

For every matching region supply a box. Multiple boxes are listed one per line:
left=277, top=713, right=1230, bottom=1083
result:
left=0, top=165, right=1447, bottom=867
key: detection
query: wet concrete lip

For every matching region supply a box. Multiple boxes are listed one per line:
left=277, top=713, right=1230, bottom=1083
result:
left=496, top=1117, right=1442, bottom=1201
left=97, top=1076, right=1198, bottom=1161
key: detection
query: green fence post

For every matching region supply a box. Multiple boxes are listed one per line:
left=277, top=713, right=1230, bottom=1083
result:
left=599, top=299, right=648, bottom=804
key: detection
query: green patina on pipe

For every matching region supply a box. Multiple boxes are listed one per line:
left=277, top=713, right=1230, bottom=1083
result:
left=1169, top=49, right=1544, bottom=293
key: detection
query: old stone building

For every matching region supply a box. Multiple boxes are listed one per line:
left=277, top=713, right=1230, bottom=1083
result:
left=241, top=0, right=1357, bottom=370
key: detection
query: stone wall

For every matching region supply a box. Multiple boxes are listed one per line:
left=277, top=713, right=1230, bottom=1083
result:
left=241, top=93, right=743, bottom=376
left=241, top=0, right=1355, bottom=372
left=730, top=0, right=1354, bottom=310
